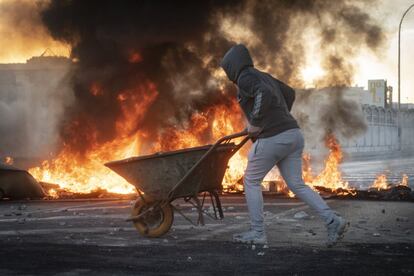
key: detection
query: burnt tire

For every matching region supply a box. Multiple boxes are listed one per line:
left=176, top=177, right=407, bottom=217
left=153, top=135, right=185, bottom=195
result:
left=131, top=199, right=173, bottom=238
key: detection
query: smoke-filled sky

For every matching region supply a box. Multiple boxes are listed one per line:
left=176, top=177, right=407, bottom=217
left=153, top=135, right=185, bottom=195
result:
left=0, top=0, right=413, bottom=103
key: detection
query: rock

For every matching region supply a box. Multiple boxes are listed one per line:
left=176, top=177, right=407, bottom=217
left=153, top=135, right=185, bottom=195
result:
left=307, top=229, right=316, bottom=236
left=257, top=252, right=265, bottom=256
left=251, top=244, right=256, bottom=250
left=405, top=229, right=411, bottom=235
left=381, top=209, right=385, bottom=214
left=187, top=256, right=192, bottom=261
left=235, top=216, right=245, bottom=220
left=17, top=218, right=25, bottom=224
left=59, top=222, right=66, bottom=226
left=396, top=217, right=409, bottom=222
left=372, top=233, right=381, bottom=237
left=227, top=206, right=235, bottom=211
left=162, top=239, right=169, bottom=243
left=263, top=244, right=269, bottom=249
left=18, top=205, right=27, bottom=210
left=293, top=211, right=310, bottom=220
left=263, top=211, right=274, bottom=217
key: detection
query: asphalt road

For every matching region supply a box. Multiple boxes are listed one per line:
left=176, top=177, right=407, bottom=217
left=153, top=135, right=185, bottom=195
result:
left=0, top=196, right=413, bottom=275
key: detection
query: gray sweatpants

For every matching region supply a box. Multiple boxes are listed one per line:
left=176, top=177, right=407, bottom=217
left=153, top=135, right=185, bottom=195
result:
left=243, top=128, right=334, bottom=232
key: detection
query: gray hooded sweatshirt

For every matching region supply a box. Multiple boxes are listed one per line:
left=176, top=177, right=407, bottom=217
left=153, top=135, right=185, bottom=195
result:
left=220, top=44, right=299, bottom=138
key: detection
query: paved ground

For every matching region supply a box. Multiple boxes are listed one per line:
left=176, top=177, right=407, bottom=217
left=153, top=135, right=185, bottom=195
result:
left=0, top=196, right=413, bottom=275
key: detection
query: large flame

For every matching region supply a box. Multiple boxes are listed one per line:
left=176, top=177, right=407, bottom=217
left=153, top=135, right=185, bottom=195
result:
left=29, top=83, right=408, bottom=198
left=29, top=82, right=160, bottom=194
left=304, top=134, right=355, bottom=196
left=29, top=84, right=246, bottom=196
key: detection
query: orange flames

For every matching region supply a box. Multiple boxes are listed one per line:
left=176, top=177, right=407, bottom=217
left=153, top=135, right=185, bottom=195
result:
left=371, top=173, right=409, bottom=190
left=371, top=174, right=389, bottom=190
left=304, top=134, right=356, bottom=196
left=4, top=156, right=14, bottom=165
left=28, top=82, right=408, bottom=198
left=29, top=82, right=246, bottom=196
left=29, top=82, right=159, bottom=194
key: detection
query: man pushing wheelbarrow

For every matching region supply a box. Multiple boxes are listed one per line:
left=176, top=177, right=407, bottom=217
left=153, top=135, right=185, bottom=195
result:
left=220, top=44, right=347, bottom=247
left=106, top=44, right=347, bottom=248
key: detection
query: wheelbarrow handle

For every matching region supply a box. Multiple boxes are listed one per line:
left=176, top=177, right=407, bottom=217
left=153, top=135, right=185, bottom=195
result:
left=167, top=130, right=249, bottom=201
left=215, top=129, right=249, bottom=153
left=218, top=129, right=248, bottom=141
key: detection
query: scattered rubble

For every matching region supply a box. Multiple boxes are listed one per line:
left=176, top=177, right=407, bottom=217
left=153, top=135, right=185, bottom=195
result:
left=396, top=217, right=409, bottom=222
left=293, top=211, right=310, bottom=220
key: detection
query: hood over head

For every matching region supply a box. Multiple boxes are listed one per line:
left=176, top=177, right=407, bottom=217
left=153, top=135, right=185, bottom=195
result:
left=220, top=44, right=253, bottom=82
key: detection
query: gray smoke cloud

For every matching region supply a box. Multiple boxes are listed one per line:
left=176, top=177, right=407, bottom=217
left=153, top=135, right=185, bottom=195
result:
left=0, top=0, right=386, bottom=160
left=0, top=60, right=73, bottom=160
left=293, top=87, right=368, bottom=153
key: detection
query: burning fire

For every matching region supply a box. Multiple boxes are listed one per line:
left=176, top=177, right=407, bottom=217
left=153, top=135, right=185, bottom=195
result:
left=28, top=82, right=408, bottom=198
left=304, top=134, right=355, bottom=196
left=29, top=82, right=160, bottom=195
left=4, top=156, right=14, bottom=165
left=371, top=173, right=409, bottom=191
left=29, top=82, right=246, bottom=196
left=372, top=174, right=389, bottom=190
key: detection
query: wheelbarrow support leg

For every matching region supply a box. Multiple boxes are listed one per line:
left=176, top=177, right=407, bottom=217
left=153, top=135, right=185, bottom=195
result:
left=193, top=196, right=205, bottom=226
left=212, top=191, right=224, bottom=219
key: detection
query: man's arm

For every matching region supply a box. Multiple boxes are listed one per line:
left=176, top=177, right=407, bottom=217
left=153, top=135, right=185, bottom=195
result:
left=238, top=73, right=273, bottom=128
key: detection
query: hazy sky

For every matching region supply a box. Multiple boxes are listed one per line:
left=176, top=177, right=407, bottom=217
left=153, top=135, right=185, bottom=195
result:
left=353, top=0, right=414, bottom=103
left=0, top=0, right=413, bottom=103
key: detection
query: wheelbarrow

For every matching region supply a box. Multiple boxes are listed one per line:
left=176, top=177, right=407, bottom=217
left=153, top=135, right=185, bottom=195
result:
left=105, top=130, right=249, bottom=237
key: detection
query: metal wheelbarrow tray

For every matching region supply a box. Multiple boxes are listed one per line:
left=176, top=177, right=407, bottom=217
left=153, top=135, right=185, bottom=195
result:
left=105, top=131, right=249, bottom=237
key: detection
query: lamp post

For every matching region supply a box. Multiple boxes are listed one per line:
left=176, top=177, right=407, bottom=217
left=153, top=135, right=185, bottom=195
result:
left=397, top=4, right=414, bottom=151
left=398, top=3, right=414, bottom=111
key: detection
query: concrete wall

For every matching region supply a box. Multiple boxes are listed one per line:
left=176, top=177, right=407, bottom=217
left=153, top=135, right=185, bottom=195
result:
left=340, top=105, right=414, bottom=153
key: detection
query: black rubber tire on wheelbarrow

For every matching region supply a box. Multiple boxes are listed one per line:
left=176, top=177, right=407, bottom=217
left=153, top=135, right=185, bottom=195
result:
left=131, top=199, right=174, bottom=238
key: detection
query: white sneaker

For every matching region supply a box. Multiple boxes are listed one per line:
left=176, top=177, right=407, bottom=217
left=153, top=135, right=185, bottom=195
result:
left=326, top=214, right=348, bottom=247
left=233, top=230, right=267, bottom=244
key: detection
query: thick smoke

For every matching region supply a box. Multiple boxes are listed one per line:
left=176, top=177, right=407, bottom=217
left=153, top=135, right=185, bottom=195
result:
left=38, top=0, right=385, bottom=154
left=0, top=62, right=73, bottom=159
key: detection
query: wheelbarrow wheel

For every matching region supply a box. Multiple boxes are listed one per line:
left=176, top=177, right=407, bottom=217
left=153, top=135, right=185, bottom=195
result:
left=131, top=199, right=174, bottom=238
